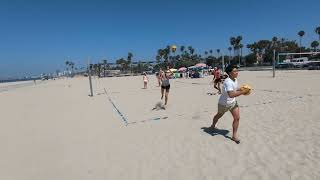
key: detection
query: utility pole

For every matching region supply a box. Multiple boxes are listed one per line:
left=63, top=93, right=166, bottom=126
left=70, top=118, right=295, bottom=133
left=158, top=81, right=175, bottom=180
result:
left=273, top=50, right=276, bottom=78
left=88, top=59, right=93, bottom=97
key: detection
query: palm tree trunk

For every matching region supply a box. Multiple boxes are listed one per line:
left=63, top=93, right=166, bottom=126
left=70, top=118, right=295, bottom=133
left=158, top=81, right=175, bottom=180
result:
left=229, top=50, right=231, bottom=65
left=300, top=37, right=302, bottom=57
left=238, top=50, right=241, bottom=66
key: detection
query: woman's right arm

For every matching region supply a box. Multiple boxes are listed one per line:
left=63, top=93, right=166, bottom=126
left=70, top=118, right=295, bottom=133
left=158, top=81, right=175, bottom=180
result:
left=227, top=90, right=246, bottom=98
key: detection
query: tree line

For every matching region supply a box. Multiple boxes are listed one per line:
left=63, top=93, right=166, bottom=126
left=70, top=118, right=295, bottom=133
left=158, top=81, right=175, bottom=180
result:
left=65, top=26, right=320, bottom=75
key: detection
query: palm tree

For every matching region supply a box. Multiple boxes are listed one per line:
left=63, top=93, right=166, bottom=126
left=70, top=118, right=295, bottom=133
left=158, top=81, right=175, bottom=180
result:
left=127, top=52, right=133, bottom=62
left=164, top=47, right=170, bottom=64
left=180, top=46, right=185, bottom=54
left=239, top=44, right=244, bottom=66
left=158, top=49, right=165, bottom=62
left=127, top=52, right=133, bottom=73
left=209, top=50, right=213, bottom=56
left=236, top=36, right=242, bottom=45
left=298, top=30, right=305, bottom=57
left=228, top=47, right=232, bottom=64
left=204, top=51, right=208, bottom=57
left=116, top=58, right=127, bottom=71
left=272, top=36, right=278, bottom=50
left=216, top=49, right=220, bottom=66
left=235, top=36, right=243, bottom=65
left=65, top=61, right=75, bottom=76
left=156, top=55, right=161, bottom=65
left=70, top=62, right=74, bottom=72
left=315, top=26, right=320, bottom=41
left=191, top=48, right=195, bottom=55
left=187, top=46, right=193, bottom=55
left=65, top=61, right=70, bottom=70
left=311, top=41, right=319, bottom=52
left=230, top=37, right=236, bottom=57
left=92, top=63, right=101, bottom=77
left=216, top=49, right=220, bottom=58
left=102, top=59, right=107, bottom=77
left=272, top=36, right=278, bottom=42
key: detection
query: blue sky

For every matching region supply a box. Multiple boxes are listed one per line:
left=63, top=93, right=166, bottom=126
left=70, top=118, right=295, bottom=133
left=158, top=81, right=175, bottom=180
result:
left=0, top=0, right=319, bottom=78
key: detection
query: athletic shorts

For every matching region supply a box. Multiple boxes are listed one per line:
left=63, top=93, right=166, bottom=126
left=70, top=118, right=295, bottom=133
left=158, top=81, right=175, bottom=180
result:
left=214, top=78, right=222, bottom=83
left=218, top=101, right=238, bottom=114
left=161, top=84, right=170, bottom=90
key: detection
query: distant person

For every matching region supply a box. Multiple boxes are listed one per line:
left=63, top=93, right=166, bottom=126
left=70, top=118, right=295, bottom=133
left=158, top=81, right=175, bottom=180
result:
left=209, top=64, right=249, bottom=144
left=160, top=66, right=173, bottom=106
left=142, top=72, right=149, bottom=89
left=33, top=79, right=36, bottom=85
left=213, top=67, right=222, bottom=94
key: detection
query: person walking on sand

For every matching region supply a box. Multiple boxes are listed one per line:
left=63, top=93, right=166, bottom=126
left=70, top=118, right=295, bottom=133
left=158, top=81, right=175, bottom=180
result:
left=213, top=67, right=222, bottom=94
left=160, top=66, right=173, bottom=106
left=210, top=64, right=249, bottom=144
left=142, top=72, right=149, bottom=89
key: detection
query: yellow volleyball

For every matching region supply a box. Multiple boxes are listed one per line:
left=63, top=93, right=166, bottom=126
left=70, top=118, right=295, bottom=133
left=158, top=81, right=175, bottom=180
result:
left=171, top=45, right=177, bottom=52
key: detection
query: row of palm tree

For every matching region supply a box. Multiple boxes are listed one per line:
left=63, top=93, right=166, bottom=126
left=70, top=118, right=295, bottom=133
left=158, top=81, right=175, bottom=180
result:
left=65, top=26, right=320, bottom=75
left=299, top=27, right=320, bottom=45
left=298, top=27, right=320, bottom=56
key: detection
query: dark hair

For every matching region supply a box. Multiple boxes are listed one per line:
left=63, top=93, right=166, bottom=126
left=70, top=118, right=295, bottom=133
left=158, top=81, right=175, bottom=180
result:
left=225, top=64, right=238, bottom=75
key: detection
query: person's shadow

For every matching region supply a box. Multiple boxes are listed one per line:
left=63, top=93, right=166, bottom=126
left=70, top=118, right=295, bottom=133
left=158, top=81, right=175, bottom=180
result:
left=201, top=127, right=232, bottom=141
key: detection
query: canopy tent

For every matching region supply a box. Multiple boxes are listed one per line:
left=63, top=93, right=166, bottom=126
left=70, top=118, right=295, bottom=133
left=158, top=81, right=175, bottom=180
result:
left=178, top=67, right=187, bottom=72
left=195, top=63, right=207, bottom=67
left=188, top=65, right=199, bottom=69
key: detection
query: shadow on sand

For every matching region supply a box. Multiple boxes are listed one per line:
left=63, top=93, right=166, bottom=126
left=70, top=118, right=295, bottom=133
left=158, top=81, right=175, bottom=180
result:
left=201, top=127, right=232, bottom=141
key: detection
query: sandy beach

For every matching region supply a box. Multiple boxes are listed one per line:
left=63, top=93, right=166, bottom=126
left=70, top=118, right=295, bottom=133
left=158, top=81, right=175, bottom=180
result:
left=0, top=70, right=319, bottom=180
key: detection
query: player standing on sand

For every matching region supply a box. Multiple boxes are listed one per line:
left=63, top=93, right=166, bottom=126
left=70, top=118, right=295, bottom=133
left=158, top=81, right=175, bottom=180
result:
left=209, top=64, right=250, bottom=144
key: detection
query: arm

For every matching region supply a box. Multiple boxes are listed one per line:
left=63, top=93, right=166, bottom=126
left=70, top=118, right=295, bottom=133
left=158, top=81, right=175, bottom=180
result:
left=228, top=87, right=251, bottom=98
left=227, top=90, right=245, bottom=98
left=167, top=71, right=174, bottom=78
left=225, top=80, right=249, bottom=98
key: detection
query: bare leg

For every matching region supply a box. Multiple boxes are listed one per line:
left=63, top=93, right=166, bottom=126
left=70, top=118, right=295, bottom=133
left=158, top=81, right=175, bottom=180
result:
left=217, top=82, right=221, bottom=94
left=214, top=82, right=220, bottom=93
left=211, top=112, right=224, bottom=128
left=161, top=88, right=164, bottom=99
left=230, top=107, right=240, bottom=143
left=164, top=90, right=169, bottom=105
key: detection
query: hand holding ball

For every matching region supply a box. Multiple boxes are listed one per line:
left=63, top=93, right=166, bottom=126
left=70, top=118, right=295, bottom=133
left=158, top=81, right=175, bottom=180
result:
left=240, top=84, right=252, bottom=95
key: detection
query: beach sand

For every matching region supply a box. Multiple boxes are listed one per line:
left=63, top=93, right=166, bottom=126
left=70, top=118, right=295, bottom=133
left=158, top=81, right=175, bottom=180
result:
left=0, top=70, right=319, bottom=180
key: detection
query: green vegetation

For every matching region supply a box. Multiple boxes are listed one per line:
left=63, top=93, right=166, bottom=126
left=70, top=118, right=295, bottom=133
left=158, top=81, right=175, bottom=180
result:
left=67, top=25, right=320, bottom=76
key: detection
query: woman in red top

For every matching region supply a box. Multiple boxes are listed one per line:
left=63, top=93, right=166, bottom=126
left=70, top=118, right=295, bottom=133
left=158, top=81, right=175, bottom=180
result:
left=213, top=67, right=222, bottom=94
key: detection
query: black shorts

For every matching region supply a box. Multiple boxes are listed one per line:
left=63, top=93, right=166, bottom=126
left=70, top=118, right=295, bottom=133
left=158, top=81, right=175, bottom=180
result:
left=161, top=84, right=170, bottom=90
left=214, top=78, right=222, bottom=83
